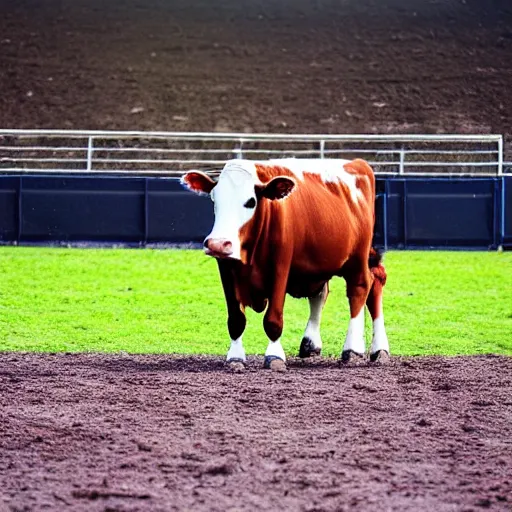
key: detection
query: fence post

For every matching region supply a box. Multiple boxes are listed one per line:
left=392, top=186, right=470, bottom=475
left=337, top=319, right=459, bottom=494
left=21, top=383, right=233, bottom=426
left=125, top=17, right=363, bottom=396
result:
left=497, top=136, right=504, bottom=249
left=86, top=136, right=94, bottom=171
left=497, top=136, right=503, bottom=176
left=17, top=176, right=23, bottom=245
left=399, top=149, right=405, bottom=175
left=383, top=180, right=389, bottom=251
left=493, top=178, right=499, bottom=249
left=500, top=176, right=506, bottom=249
left=144, top=178, right=149, bottom=247
left=235, top=139, right=244, bottom=159
left=403, top=180, right=408, bottom=248
left=320, top=140, right=325, bottom=159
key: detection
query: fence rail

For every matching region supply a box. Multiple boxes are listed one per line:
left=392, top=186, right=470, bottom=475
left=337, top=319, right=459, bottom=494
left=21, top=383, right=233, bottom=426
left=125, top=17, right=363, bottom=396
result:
left=0, top=129, right=505, bottom=176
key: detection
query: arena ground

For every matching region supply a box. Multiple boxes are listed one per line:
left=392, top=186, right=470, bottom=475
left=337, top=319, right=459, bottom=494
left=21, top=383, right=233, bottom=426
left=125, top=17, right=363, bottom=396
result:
left=1, top=353, right=511, bottom=511
left=0, top=0, right=511, bottom=156
left=1, top=2, right=511, bottom=510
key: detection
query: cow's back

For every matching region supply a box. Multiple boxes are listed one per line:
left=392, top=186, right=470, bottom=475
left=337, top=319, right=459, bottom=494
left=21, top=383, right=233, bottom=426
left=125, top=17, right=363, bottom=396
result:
left=255, top=159, right=376, bottom=276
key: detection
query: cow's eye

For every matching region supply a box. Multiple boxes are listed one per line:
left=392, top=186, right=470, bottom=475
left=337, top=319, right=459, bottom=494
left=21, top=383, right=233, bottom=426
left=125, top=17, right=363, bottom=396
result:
left=244, top=197, right=256, bottom=209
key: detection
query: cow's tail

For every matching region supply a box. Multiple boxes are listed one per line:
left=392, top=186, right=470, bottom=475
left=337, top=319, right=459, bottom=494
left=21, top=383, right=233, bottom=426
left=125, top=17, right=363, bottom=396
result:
left=368, top=247, right=387, bottom=286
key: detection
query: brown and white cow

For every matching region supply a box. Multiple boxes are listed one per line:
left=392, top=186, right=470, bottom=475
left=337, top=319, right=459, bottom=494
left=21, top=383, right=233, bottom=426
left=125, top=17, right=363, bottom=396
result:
left=181, top=158, right=389, bottom=370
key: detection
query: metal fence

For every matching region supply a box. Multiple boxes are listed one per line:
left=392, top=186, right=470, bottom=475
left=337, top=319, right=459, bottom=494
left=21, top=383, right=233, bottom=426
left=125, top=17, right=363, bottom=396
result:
left=0, top=129, right=506, bottom=176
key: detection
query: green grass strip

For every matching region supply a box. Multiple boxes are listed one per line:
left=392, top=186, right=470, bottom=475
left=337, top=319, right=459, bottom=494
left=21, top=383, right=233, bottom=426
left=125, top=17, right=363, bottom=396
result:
left=0, top=247, right=510, bottom=356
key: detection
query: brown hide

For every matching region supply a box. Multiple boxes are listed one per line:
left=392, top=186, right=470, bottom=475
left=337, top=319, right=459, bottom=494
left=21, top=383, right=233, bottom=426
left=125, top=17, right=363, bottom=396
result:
left=228, top=159, right=376, bottom=309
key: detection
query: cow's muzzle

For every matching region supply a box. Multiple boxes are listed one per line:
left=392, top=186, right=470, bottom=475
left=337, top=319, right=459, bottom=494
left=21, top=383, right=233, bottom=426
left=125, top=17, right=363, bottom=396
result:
left=203, top=238, right=233, bottom=258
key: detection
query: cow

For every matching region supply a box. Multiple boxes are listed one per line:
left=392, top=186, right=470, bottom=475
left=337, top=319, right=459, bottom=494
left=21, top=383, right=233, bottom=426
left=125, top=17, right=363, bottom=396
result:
left=181, top=158, right=389, bottom=371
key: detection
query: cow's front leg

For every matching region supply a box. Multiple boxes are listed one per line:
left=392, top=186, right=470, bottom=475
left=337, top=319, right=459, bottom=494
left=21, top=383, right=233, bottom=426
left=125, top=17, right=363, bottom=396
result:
left=218, top=260, right=247, bottom=371
left=225, top=304, right=247, bottom=371
left=262, top=270, right=289, bottom=372
left=342, top=266, right=372, bottom=363
left=299, top=282, right=329, bottom=358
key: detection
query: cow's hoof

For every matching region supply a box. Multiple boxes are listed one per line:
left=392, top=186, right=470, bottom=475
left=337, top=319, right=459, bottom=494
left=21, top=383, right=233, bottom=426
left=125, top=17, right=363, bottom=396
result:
left=341, top=350, right=366, bottom=365
left=298, top=337, right=322, bottom=358
left=263, top=355, right=287, bottom=372
left=370, top=350, right=390, bottom=364
left=226, top=358, right=246, bottom=372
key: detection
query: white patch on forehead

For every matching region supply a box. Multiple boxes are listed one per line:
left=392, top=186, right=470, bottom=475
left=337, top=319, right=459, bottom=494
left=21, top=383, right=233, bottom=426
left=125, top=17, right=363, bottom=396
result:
left=206, top=160, right=260, bottom=261
left=268, top=158, right=363, bottom=202
left=213, top=161, right=251, bottom=186
left=218, top=160, right=259, bottom=181
left=211, top=161, right=258, bottom=203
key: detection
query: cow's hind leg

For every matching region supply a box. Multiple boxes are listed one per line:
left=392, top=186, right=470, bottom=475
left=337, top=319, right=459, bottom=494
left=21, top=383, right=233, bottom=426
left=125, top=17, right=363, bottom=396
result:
left=341, top=262, right=372, bottom=364
left=299, top=282, right=329, bottom=358
left=366, top=254, right=390, bottom=363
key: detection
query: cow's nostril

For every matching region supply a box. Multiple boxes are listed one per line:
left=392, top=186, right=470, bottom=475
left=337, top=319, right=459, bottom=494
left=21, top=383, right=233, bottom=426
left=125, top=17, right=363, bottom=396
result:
left=204, top=238, right=232, bottom=256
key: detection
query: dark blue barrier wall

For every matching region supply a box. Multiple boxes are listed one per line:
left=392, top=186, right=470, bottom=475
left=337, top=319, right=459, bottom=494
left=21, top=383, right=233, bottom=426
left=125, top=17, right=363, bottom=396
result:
left=504, top=176, right=512, bottom=248
left=0, top=176, right=213, bottom=245
left=373, top=177, right=506, bottom=249
left=0, top=174, right=510, bottom=249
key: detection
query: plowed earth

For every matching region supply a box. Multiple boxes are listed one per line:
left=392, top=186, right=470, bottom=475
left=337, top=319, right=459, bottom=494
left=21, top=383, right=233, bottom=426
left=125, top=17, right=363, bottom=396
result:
left=1, top=353, right=511, bottom=511
left=1, top=2, right=512, bottom=510
left=1, top=0, right=512, bottom=156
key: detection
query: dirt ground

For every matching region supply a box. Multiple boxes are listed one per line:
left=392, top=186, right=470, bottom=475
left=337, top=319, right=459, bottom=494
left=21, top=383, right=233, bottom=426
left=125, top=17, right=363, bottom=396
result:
left=0, top=353, right=511, bottom=511
left=1, top=2, right=512, bottom=510
left=1, top=0, right=512, bottom=157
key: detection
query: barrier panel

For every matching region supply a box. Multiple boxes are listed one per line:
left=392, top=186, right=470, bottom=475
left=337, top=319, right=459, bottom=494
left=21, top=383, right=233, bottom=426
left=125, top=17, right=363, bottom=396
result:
left=0, top=174, right=509, bottom=250
left=504, top=175, right=512, bottom=248
left=374, top=177, right=502, bottom=249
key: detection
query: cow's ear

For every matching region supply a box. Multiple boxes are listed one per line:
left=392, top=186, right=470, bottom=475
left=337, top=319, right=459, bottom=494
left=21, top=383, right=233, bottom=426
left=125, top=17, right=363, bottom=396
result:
left=257, top=176, right=296, bottom=200
left=181, top=171, right=217, bottom=195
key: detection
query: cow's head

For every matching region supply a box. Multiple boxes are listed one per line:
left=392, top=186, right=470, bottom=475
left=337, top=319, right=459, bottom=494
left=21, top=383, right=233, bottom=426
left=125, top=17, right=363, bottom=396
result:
left=181, top=161, right=296, bottom=261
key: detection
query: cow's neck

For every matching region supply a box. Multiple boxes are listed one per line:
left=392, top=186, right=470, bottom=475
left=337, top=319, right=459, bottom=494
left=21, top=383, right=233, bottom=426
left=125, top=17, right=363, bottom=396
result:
left=240, top=198, right=279, bottom=267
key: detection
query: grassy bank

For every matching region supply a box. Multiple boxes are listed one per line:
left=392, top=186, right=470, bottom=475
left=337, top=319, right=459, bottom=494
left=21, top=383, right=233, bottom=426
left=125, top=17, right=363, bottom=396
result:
left=0, top=248, right=510, bottom=356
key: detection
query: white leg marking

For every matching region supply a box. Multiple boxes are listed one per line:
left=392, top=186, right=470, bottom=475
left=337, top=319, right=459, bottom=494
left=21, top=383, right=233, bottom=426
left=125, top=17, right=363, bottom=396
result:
left=265, top=338, right=286, bottom=362
left=371, top=316, right=389, bottom=354
left=303, top=287, right=326, bottom=351
left=343, top=308, right=366, bottom=354
left=226, top=337, right=246, bottom=362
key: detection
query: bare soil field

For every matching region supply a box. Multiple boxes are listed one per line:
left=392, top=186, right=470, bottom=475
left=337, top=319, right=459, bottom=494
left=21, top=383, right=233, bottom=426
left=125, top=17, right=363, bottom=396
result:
left=1, top=3, right=511, bottom=510
left=0, top=0, right=511, bottom=155
left=0, top=353, right=511, bottom=511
